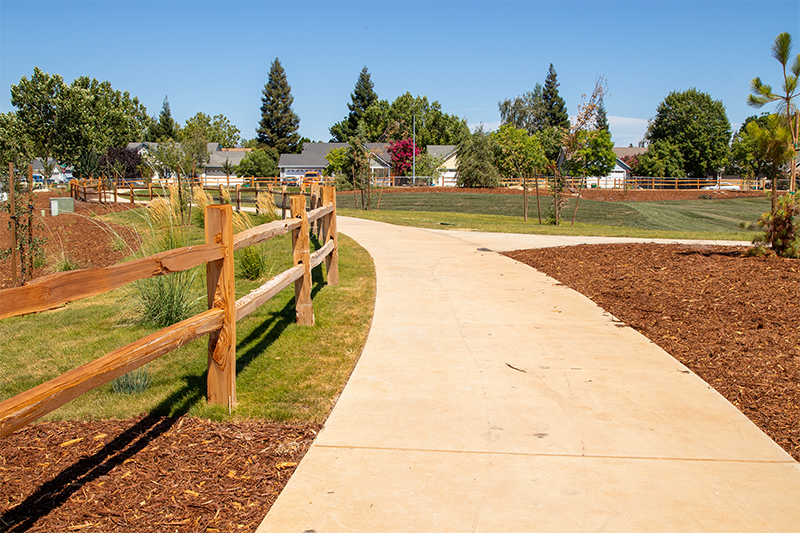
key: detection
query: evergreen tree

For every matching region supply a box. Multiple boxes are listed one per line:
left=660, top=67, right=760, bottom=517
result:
left=542, top=64, right=569, bottom=129
left=348, top=67, right=378, bottom=134
left=257, top=58, right=301, bottom=154
left=456, top=125, right=501, bottom=188
left=596, top=95, right=610, bottom=133
left=150, top=96, right=179, bottom=141
left=330, top=67, right=378, bottom=142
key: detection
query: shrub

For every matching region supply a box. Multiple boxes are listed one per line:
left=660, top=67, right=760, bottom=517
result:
left=133, top=270, right=198, bottom=327
left=752, top=193, right=800, bottom=258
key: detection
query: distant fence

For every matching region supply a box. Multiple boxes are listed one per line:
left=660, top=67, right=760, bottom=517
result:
left=498, top=175, right=767, bottom=191
left=0, top=187, right=339, bottom=439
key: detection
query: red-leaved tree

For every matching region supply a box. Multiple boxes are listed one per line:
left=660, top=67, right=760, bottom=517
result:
left=388, top=138, right=422, bottom=176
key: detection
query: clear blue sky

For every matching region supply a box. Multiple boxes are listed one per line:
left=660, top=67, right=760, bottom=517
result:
left=1, top=1, right=798, bottom=148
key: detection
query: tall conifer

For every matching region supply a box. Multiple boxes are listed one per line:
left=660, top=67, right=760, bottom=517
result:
left=347, top=67, right=378, bottom=134
left=257, top=58, right=301, bottom=154
left=596, top=95, right=610, bottom=133
left=542, top=64, right=569, bottom=129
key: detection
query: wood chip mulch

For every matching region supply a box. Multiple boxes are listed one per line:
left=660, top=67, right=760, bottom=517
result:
left=504, top=243, right=800, bottom=461
left=0, top=416, right=321, bottom=532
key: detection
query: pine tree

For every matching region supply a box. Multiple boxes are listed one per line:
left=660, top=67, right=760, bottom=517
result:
left=150, top=96, right=179, bottom=141
left=257, top=58, right=301, bottom=154
left=347, top=67, right=378, bottom=134
left=596, top=95, right=610, bottom=133
left=542, top=64, right=569, bottom=129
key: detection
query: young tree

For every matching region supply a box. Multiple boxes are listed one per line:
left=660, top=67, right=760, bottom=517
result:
left=542, top=64, right=570, bottom=130
left=646, top=88, right=731, bottom=178
left=492, top=124, right=546, bottom=222
left=345, top=132, right=371, bottom=209
left=257, top=58, right=301, bottom=154
left=748, top=32, right=800, bottom=192
left=330, top=67, right=379, bottom=142
left=324, top=146, right=348, bottom=178
left=747, top=114, right=795, bottom=212
left=456, top=125, right=501, bottom=188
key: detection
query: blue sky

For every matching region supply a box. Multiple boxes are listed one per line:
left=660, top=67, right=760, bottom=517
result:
left=1, top=1, right=798, bottom=148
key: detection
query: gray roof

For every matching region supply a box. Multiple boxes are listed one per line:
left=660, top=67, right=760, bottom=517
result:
left=208, top=150, right=249, bottom=168
left=427, top=145, right=457, bottom=159
left=279, top=142, right=394, bottom=169
left=613, top=146, right=648, bottom=158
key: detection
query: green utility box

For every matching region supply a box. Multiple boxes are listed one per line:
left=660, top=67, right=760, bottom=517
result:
left=50, top=197, right=74, bottom=216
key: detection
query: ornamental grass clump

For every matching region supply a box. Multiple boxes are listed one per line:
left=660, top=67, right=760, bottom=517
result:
left=133, top=185, right=198, bottom=327
left=233, top=210, right=273, bottom=281
left=192, top=186, right=213, bottom=228
left=112, top=365, right=151, bottom=394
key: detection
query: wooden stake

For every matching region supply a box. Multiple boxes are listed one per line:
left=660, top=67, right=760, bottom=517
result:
left=322, top=186, right=339, bottom=286
left=205, top=205, right=236, bottom=407
left=8, top=163, right=17, bottom=287
left=291, top=195, right=314, bottom=325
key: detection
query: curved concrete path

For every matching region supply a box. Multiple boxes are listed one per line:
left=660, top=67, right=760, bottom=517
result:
left=258, top=218, right=799, bottom=532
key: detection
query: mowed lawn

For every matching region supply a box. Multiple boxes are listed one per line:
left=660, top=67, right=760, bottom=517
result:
left=0, top=211, right=376, bottom=424
left=340, top=192, right=770, bottom=240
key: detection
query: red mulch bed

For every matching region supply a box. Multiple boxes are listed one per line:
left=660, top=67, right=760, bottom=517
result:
left=0, top=190, right=141, bottom=289
left=0, top=416, right=320, bottom=532
left=504, top=243, right=799, bottom=461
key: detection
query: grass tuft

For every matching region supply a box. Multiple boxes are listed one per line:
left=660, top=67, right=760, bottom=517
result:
left=112, top=365, right=152, bottom=394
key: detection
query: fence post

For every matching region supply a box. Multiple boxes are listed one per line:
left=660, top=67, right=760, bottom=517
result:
left=235, top=184, right=241, bottom=212
left=205, top=204, right=236, bottom=408
left=310, top=182, right=320, bottom=236
left=255, top=182, right=261, bottom=215
left=291, top=195, right=314, bottom=325
left=321, top=186, right=339, bottom=286
left=281, top=185, right=288, bottom=219
left=218, top=184, right=224, bottom=204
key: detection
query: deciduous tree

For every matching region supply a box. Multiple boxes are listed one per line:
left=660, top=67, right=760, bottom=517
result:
left=235, top=148, right=279, bottom=178
left=387, top=138, right=421, bottom=176
left=183, top=112, right=241, bottom=148
left=646, top=88, right=731, bottom=178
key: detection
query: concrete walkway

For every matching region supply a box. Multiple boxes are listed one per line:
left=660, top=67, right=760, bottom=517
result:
left=258, top=218, right=799, bottom=533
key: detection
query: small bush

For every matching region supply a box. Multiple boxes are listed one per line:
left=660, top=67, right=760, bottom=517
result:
left=753, top=193, right=800, bottom=258
left=112, top=365, right=151, bottom=394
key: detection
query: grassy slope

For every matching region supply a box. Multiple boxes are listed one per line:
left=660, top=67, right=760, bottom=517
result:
left=0, top=211, right=376, bottom=424
left=340, top=192, right=769, bottom=241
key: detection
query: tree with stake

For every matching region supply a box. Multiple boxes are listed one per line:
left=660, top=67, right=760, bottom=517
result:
left=492, top=125, right=546, bottom=222
left=748, top=32, right=800, bottom=193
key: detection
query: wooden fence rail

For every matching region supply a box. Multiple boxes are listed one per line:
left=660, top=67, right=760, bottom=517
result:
left=0, top=188, right=339, bottom=439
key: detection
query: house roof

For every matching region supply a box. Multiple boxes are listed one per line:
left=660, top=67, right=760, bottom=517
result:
left=208, top=150, right=249, bottom=168
left=278, top=142, right=395, bottom=169
left=613, top=146, right=648, bottom=159
left=427, top=145, right=457, bottom=159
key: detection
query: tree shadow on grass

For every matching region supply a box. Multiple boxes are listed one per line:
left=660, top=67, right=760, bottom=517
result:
left=1, top=262, right=329, bottom=531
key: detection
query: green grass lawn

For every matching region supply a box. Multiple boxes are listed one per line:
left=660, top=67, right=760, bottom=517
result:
left=340, top=192, right=770, bottom=241
left=0, top=210, right=376, bottom=424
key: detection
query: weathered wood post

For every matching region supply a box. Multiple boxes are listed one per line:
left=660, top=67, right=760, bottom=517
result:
left=235, top=184, right=241, bottom=212
left=291, top=195, right=314, bottom=325
left=130, top=183, right=135, bottom=204
left=205, top=204, right=236, bottom=409
left=254, top=182, right=260, bottom=215
left=281, top=185, right=288, bottom=219
left=322, top=186, right=339, bottom=286
left=310, top=182, right=320, bottom=236
left=8, top=163, right=18, bottom=287
left=218, top=184, right=224, bottom=204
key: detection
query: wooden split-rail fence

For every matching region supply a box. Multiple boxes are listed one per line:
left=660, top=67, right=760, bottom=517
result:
left=0, top=187, right=339, bottom=439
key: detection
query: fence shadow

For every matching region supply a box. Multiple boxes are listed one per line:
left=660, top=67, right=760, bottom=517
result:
left=1, top=262, right=329, bottom=531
